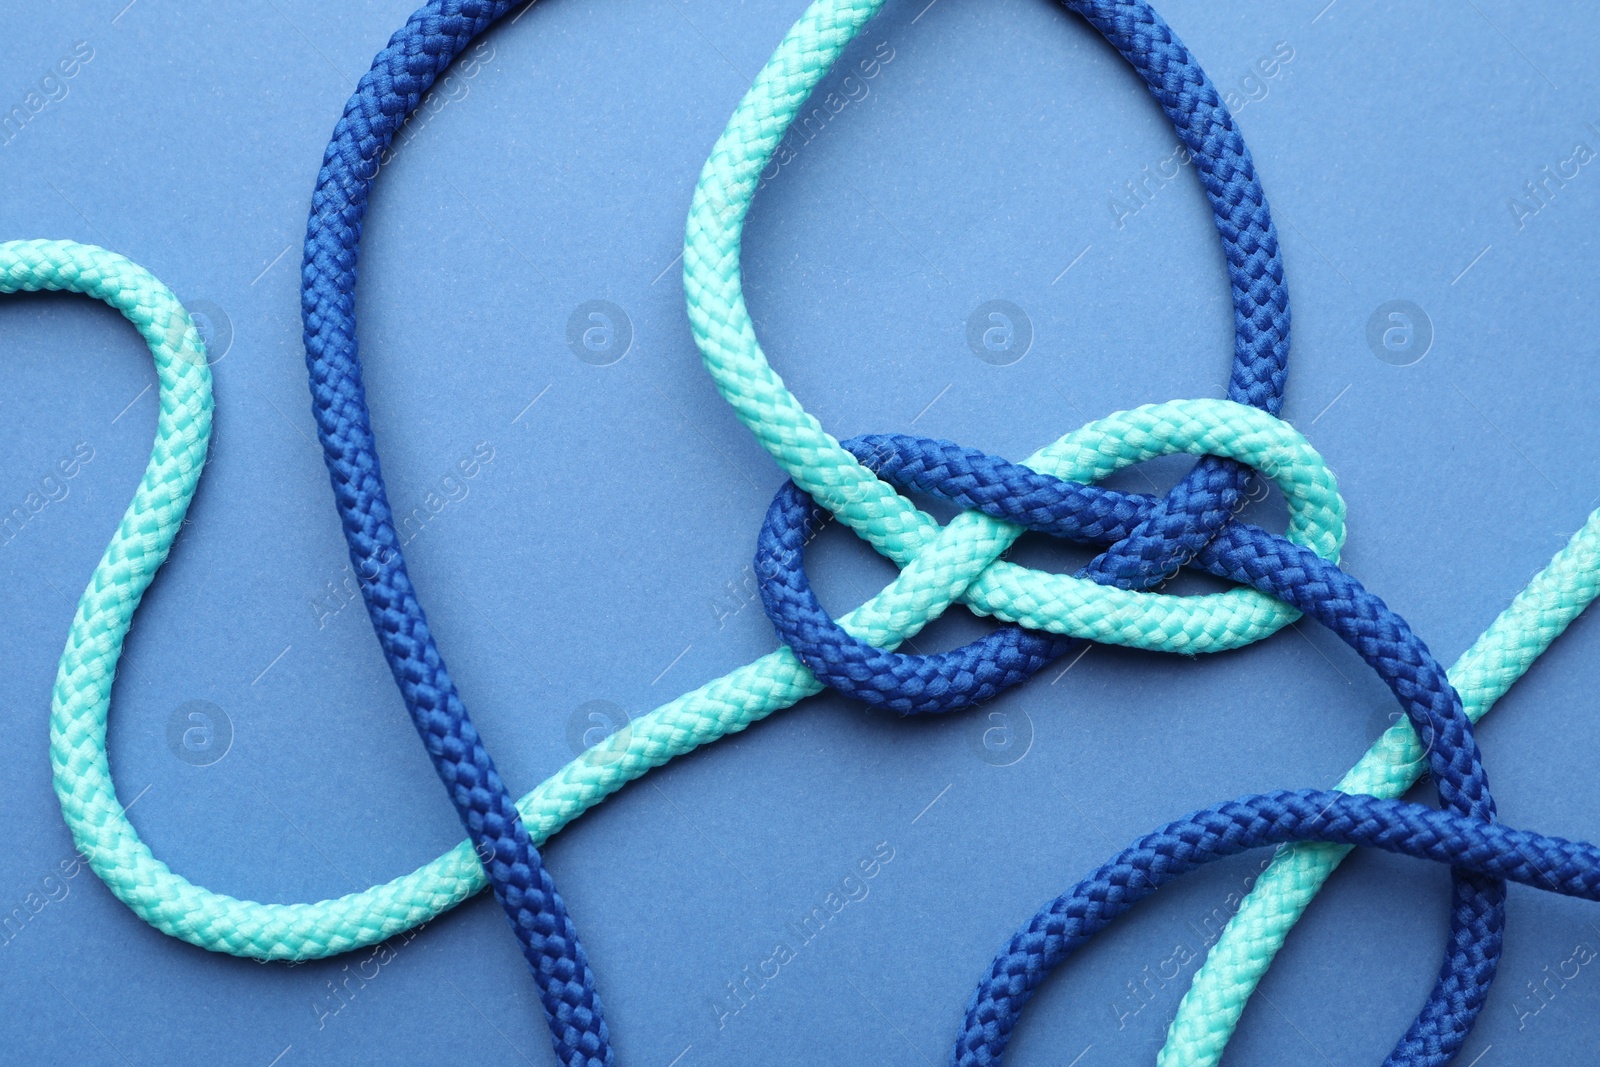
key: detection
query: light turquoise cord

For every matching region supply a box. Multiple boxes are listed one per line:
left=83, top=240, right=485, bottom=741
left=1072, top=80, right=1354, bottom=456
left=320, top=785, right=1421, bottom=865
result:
left=19, top=13, right=1600, bottom=1052
left=30, top=233, right=1356, bottom=958
left=679, top=0, right=1600, bottom=1058
left=19, top=2, right=1600, bottom=1000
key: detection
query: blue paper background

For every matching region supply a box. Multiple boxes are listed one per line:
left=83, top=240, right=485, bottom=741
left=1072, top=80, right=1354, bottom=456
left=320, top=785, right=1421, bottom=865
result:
left=4, top=1, right=1600, bottom=1063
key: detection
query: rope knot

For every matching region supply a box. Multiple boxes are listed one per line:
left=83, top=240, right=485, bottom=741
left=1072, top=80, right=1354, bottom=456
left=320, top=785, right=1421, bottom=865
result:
left=753, top=399, right=1345, bottom=714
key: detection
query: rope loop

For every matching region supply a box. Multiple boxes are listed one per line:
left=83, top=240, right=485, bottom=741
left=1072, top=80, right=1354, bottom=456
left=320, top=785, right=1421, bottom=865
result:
left=683, top=0, right=1521, bottom=1059
left=685, top=0, right=1298, bottom=701
left=25, top=0, right=1600, bottom=1063
left=754, top=400, right=1345, bottom=714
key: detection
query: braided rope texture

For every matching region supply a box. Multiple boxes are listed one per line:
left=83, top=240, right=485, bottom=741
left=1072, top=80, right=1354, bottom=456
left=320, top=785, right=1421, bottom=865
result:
left=22, top=0, right=1600, bottom=1060
left=754, top=426, right=1343, bottom=715
left=54, top=0, right=1344, bottom=974
left=770, top=435, right=1510, bottom=1064
left=685, top=0, right=1293, bottom=651
left=714, top=0, right=1292, bottom=717
left=298, top=2, right=612, bottom=1063
left=1159, top=506, right=1600, bottom=1066
left=39, top=270, right=1600, bottom=1061
left=46, top=394, right=1351, bottom=962
left=686, top=0, right=1509, bottom=1058
left=957, top=789, right=1600, bottom=1066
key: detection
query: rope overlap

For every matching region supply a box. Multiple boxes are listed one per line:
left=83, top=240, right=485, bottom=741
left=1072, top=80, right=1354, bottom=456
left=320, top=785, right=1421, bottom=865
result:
left=751, top=428, right=1521, bottom=1064
left=15, top=0, right=1600, bottom=1064
left=754, top=415, right=1343, bottom=714
left=300, top=2, right=612, bottom=1063
left=685, top=0, right=1598, bottom=1062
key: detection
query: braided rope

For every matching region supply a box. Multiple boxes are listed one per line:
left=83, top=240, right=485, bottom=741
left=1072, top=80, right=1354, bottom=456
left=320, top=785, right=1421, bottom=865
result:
left=753, top=425, right=1343, bottom=714
left=685, top=0, right=1295, bottom=651
left=48, top=388, right=1342, bottom=958
left=690, top=0, right=1595, bottom=1058
left=686, top=0, right=1516, bottom=1057
left=298, top=2, right=609, bottom=1061
left=1157, top=513, right=1600, bottom=1064
left=753, top=434, right=1521, bottom=1063
left=47, top=0, right=1336, bottom=969
left=34, top=253, right=1597, bottom=1057
left=956, top=788, right=1600, bottom=1066
left=21, top=0, right=1599, bottom=1060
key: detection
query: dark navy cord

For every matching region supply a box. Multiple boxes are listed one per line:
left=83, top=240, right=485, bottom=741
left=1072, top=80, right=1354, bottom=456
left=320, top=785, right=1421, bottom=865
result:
left=745, top=1, right=1502, bottom=1059
left=299, top=3, right=612, bottom=1065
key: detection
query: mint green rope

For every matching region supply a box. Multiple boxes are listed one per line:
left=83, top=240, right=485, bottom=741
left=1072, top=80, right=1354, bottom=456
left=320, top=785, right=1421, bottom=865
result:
left=1158, top=509, right=1600, bottom=1065
left=19, top=14, right=1600, bottom=1055
left=682, top=0, right=1322, bottom=651
left=18, top=3, right=1598, bottom=1010
left=26, top=231, right=1349, bottom=958
left=682, top=2, right=1600, bottom=1057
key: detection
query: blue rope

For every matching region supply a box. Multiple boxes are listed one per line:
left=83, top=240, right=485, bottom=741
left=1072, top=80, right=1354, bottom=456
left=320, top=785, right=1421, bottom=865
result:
left=746, top=6, right=1509, bottom=1058
left=757, top=433, right=1504, bottom=1065
left=286, top=0, right=1504, bottom=1062
left=298, top=2, right=613, bottom=1065
left=753, top=0, right=1288, bottom=717
left=954, top=788, right=1593, bottom=1067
